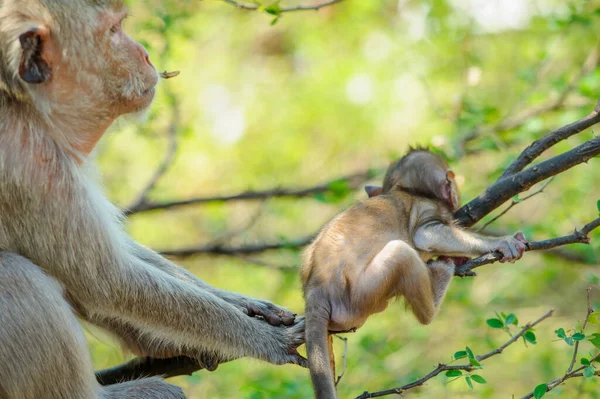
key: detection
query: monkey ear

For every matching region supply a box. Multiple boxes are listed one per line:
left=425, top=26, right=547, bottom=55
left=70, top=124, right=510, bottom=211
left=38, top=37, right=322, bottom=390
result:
left=446, top=170, right=455, bottom=181
left=365, top=185, right=383, bottom=198
left=18, top=27, right=52, bottom=84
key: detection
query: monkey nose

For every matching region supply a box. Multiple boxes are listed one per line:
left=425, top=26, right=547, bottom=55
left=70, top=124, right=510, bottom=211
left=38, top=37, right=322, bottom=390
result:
left=137, top=46, right=153, bottom=68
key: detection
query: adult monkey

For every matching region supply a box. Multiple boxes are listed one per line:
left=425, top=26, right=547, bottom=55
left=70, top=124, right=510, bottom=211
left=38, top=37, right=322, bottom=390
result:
left=0, top=1, right=306, bottom=398
left=302, top=149, right=529, bottom=399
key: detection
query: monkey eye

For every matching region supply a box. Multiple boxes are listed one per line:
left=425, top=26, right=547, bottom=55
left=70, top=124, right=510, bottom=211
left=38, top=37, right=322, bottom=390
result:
left=109, top=23, right=121, bottom=34
left=109, top=15, right=127, bottom=35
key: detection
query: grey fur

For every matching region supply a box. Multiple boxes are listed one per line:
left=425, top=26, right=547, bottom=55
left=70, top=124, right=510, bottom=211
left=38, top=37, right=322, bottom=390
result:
left=0, top=0, right=305, bottom=397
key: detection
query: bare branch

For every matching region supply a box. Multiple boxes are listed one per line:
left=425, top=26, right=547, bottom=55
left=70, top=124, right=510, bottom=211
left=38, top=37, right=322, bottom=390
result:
left=455, top=135, right=600, bottom=228
left=455, top=218, right=600, bottom=277
left=355, top=309, right=554, bottom=399
left=500, top=99, right=600, bottom=178
left=221, top=0, right=344, bottom=13
left=159, top=234, right=316, bottom=258
left=125, top=171, right=377, bottom=215
left=476, top=177, right=554, bottom=233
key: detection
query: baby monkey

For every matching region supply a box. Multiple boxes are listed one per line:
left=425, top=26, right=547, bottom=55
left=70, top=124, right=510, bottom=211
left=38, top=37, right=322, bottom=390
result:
left=301, top=148, right=528, bottom=399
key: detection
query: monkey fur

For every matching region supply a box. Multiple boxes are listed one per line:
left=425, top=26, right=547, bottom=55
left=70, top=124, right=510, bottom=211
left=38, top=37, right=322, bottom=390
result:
left=301, top=149, right=528, bottom=399
left=0, top=1, right=305, bottom=398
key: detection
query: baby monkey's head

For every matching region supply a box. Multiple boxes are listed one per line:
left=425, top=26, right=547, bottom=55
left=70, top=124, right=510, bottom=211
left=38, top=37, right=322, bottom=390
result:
left=365, top=148, right=460, bottom=211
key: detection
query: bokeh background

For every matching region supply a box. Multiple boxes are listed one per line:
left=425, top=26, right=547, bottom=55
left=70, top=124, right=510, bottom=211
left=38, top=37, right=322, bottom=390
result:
left=88, top=0, right=600, bottom=397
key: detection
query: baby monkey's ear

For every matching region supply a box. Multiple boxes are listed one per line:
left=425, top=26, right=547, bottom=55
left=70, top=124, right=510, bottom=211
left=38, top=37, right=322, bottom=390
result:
left=365, top=185, right=383, bottom=198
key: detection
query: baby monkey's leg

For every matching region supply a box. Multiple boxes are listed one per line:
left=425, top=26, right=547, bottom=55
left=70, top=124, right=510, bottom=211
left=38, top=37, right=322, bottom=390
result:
left=425, top=259, right=455, bottom=309
left=360, top=240, right=436, bottom=325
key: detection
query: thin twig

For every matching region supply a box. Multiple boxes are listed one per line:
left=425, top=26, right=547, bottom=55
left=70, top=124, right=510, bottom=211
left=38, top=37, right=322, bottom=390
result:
left=159, top=234, right=317, bottom=257
left=500, top=98, right=600, bottom=179
left=521, top=353, right=600, bottom=399
left=125, top=171, right=378, bottom=215
left=221, top=0, right=344, bottom=12
left=355, top=309, right=554, bottom=399
left=334, top=335, right=349, bottom=387
left=476, top=177, right=554, bottom=233
left=455, top=217, right=600, bottom=277
left=567, top=288, right=594, bottom=373
left=521, top=290, right=599, bottom=399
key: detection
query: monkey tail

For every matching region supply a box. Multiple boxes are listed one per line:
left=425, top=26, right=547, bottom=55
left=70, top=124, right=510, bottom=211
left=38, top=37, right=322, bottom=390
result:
left=305, top=294, right=337, bottom=399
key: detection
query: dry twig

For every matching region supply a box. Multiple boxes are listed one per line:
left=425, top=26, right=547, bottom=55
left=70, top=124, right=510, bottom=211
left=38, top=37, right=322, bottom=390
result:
left=355, top=309, right=554, bottom=399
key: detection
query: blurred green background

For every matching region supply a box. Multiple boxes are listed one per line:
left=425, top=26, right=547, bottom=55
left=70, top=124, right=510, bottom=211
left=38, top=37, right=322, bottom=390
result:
left=88, top=0, right=600, bottom=397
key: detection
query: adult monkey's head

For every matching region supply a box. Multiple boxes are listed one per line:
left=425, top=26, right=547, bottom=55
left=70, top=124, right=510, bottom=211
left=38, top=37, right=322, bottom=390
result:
left=0, top=0, right=158, bottom=156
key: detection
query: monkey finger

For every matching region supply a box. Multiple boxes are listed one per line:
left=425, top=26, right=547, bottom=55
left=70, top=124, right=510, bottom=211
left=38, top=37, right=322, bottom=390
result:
left=286, top=347, right=308, bottom=368
left=268, top=303, right=296, bottom=326
left=247, top=302, right=283, bottom=326
left=280, top=313, right=296, bottom=326
left=514, top=231, right=527, bottom=243
left=291, top=354, right=309, bottom=368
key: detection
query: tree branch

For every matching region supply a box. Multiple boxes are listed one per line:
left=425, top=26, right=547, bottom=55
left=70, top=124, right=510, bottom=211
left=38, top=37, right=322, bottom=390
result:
left=567, top=288, right=593, bottom=374
left=125, top=171, right=376, bottom=215
left=159, top=234, right=316, bottom=257
left=499, top=99, right=600, bottom=178
left=355, top=309, right=554, bottom=399
left=221, top=0, right=344, bottom=12
left=455, top=135, right=600, bottom=228
left=455, top=218, right=600, bottom=277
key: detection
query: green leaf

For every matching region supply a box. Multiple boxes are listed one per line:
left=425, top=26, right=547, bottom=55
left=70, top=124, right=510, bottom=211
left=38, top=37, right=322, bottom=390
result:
left=453, top=351, right=467, bottom=359
left=534, top=384, right=547, bottom=399
left=588, top=312, right=600, bottom=325
left=588, top=333, right=600, bottom=349
left=445, top=370, right=463, bottom=377
left=505, top=313, right=518, bottom=325
left=524, top=331, right=537, bottom=345
left=264, top=1, right=281, bottom=15
left=486, top=318, right=504, bottom=329
left=471, top=374, right=487, bottom=384
left=584, top=366, right=595, bottom=378
left=465, top=376, right=473, bottom=389
left=582, top=358, right=591, bottom=366
left=573, top=332, right=586, bottom=341
left=565, top=337, right=575, bottom=346
left=469, top=358, right=482, bottom=367
left=465, top=346, right=475, bottom=360
left=270, top=16, right=280, bottom=25
left=328, top=179, right=351, bottom=197
left=597, top=199, right=600, bottom=214
left=555, top=328, right=567, bottom=339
